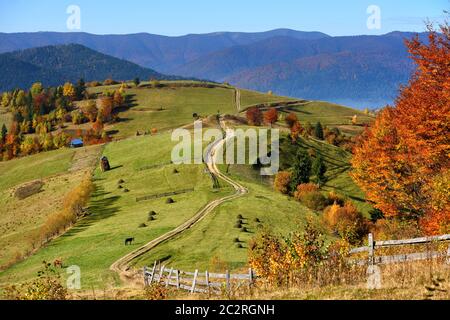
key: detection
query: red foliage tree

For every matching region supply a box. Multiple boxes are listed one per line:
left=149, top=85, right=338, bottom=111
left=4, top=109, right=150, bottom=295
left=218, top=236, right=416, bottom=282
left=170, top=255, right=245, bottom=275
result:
left=352, top=24, right=450, bottom=235
left=290, top=121, right=303, bottom=142
left=246, top=107, right=263, bottom=126
left=264, top=108, right=278, bottom=126
left=285, top=112, right=298, bottom=128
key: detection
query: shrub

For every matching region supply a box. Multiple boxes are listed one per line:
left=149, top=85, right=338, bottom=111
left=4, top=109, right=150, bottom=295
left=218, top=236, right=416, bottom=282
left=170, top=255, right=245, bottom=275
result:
left=138, top=223, right=147, bottom=228
left=327, top=191, right=346, bottom=206
left=241, top=227, right=249, bottom=233
left=237, top=214, right=243, bottom=219
left=293, top=183, right=327, bottom=210
left=323, top=202, right=369, bottom=244
left=293, top=183, right=319, bottom=200
left=233, top=237, right=240, bottom=243
left=144, top=282, right=168, bottom=300
left=274, top=171, right=291, bottom=194
left=300, top=191, right=328, bottom=211
left=147, top=216, right=155, bottom=221
left=236, top=243, right=243, bottom=248
left=248, top=221, right=330, bottom=286
left=254, top=218, right=260, bottom=223
left=4, top=261, right=68, bottom=300
left=39, top=175, right=94, bottom=243
left=234, top=222, right=242, bottom=229
left=166, top=198, right=174, bottom=204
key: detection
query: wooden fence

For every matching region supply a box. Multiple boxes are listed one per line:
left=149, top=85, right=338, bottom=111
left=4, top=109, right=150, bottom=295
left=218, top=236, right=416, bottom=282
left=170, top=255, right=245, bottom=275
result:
left=136, top=188, right=194, bottom=202
left=143, top=261, right=255, bottom=294
left=349, top=233, right=450, bottom=266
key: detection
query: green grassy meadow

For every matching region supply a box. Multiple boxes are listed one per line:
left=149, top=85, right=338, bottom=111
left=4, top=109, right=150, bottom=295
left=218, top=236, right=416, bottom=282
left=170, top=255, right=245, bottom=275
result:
left=133, top=164, right=315, bottom=273
left=0, top=81, right=374, bottom=291
left=0, top=133, right=232, bottom=287
left=0, top=148, right=75, bottom=192
left=239, top=88, right=295, bottom=107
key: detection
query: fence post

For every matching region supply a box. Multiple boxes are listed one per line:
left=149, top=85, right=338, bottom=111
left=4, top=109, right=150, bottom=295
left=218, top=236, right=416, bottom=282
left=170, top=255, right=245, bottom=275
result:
left=249, top=268, right=254, bottom=286
left=166, top=267, right=173, bottom=287
left=159, top=265, right=165, bottom=283
left=143, top=266, right=148, bottom=286
left=226, top=270, right=230, bottom=293
left=191, top=269, right=199, bottom=294
left=148, top=261, right=157, bottom=284
left=205, top=270, right=210, bottom=295
left=176, top=270, right=180, bottom=289
left=368, top=233, right=375, bottom=266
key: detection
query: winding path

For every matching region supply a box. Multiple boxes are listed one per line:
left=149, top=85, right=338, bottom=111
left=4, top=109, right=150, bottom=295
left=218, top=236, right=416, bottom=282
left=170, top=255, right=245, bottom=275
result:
left=110, top=119, right=248, bottom=284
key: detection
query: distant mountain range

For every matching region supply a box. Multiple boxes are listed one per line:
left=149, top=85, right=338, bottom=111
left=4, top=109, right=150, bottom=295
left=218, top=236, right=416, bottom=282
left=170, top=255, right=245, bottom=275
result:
left=0, top=44, right=170, bottom=91
left=0, top=29, right=427, bottom=107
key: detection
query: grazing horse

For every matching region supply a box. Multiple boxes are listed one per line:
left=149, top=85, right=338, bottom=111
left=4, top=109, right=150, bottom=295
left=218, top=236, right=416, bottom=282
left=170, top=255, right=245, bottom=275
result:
left=125, top=237, right=135, bottom=245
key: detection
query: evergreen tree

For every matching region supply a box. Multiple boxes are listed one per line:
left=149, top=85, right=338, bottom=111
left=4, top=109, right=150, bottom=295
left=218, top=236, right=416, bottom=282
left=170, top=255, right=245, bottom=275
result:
left=0, top=124, right=7, bottom=143
left=289, top=148, right=312, bottom=192
left=133, top=77, right=141, bottom=87
left=312, top=154, right=327, bottom=186
left=314, top=122, right=324, bottom=140
left=75, top=78, right=86, bottom=100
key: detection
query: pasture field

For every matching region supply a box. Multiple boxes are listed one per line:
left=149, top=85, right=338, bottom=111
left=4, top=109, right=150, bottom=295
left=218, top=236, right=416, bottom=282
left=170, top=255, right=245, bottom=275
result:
left=265, top=101, right=374, bottom=136
left=239, top=88, right=296, bottom=107
left=132, top=163, right=315, bottom=272
left=131, top=123, right=372, bottom=273
left=0, top=148, right=77, bottom=268
left=0, top=148, right=75, bottom=193
left=0, top=133, right=232, bottom=288
left=86, top=82, right=292, bottom=139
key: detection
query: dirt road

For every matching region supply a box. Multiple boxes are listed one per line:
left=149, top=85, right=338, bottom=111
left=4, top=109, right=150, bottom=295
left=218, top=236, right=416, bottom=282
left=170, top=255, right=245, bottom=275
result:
left=110, top=119, right=248, bottom=285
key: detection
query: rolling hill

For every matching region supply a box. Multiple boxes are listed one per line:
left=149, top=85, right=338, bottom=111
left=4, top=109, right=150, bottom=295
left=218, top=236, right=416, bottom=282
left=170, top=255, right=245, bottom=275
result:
left=0, top=82, right=371, bottom=289
left=0, top=44, right=173, bottom=91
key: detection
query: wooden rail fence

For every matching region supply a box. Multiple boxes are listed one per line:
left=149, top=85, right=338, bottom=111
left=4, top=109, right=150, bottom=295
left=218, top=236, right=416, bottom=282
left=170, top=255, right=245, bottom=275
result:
left=143, top=261, right=255, bottom=294
left=349, top=233, right=450, bottom=266
left=136, top=188, right=194, bottom=202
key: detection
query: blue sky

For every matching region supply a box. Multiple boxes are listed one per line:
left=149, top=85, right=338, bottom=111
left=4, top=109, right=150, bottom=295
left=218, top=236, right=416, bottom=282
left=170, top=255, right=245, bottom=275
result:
left=0, top=0, right=447, bottom=36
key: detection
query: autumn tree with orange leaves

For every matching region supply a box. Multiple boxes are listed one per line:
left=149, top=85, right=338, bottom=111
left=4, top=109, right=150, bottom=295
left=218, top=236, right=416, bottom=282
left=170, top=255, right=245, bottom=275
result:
left=264, top=108, right=278, bottom=126
left=351, top=23, right=450, bottom=235
left=246, top=107, right=263, bottom=126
